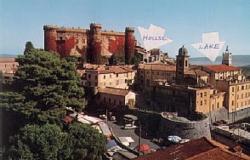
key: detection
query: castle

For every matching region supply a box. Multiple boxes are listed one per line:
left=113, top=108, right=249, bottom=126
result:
left=44, top=23, right=136, bottom=64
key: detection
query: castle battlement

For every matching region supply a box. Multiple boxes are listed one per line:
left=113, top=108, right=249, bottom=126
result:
left=44, top=23, right=136, bottom=64
left=43, top=25, right=87, bottom=33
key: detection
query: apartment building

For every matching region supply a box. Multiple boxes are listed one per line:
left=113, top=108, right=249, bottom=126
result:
left=83, top=65, right=135, bottom=89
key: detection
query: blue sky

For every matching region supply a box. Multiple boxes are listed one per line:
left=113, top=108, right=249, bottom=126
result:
left=1, top=0, right=250, bottom=58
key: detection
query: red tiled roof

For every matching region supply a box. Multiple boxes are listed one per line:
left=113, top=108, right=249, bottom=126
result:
left=187, top=147, right=246, bottom=160
left=98, top=66, right=134, bottom=74
left=0, top=57, right=16, bottom=63
left=203, top=64, right=240, bottom=72
left=138, top=63, right=176, bottom=72
left=98, top=87, right=131, bottom=96
left=133, top=137, right=247, bottom=160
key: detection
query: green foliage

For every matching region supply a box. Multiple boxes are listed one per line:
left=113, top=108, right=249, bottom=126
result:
left=109, top=54, right=125, bottom=65
left=131, top=52, right=142, bottom=65
left=1, top=44, right=105, bottom=160
left=7, top=124, right=67, bottom=160
left=6, top=123, right=106, bottom=160
left=10, top=49, right=86, bottom=124
left=24, top=41, right=34, bottom=54
left=66, top=123, right=106, bottom=160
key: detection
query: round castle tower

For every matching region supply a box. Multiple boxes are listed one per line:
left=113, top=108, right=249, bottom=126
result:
left=125, top=27, right=135, bottom=64
left=87, top=23, right=102, bottom=64
left=43, top=25, right=57, bottom=52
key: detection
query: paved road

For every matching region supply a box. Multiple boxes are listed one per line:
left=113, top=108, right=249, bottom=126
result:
left=107, top=120, right=160, bottom=150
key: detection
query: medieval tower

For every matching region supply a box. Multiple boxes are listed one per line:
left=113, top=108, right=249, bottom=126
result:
left=43, top=23, right=136, bottom=64
left=222, top=46, right=232, bottom=66
left=176, top=46, right=190, bottom=84
left=125, top=27, right=136, bottom=64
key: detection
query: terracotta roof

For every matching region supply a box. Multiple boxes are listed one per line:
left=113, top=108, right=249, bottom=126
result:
left=0, top=57, right=16, bottom=63
left=187, top=69, right=209, bottom=77
left=98, top=87, right=131, bottom=96
left=203, top=65, right=240, bottom=72
left=97, top=66, right=134, bottom=74
left=133, top=137, right=247, bottom=160
left=187, top=147, right=246, bottom=160
left=138, top=63, right=176, bottom=72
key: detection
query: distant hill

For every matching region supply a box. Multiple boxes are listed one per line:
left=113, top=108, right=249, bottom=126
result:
left=190, top=55, right=250, bottom=67
left=0, top=54, right=18, bottom=58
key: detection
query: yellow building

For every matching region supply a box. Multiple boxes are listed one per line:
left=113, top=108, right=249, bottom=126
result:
left=142, top=46, right=249, bottom=118
left=82, top=65, right=135, bottom=89
left=97, top=87, right=136, bottom=109
left=154, top=84, right=225, bottom=115
left=137, top=63, right=176, bottom=88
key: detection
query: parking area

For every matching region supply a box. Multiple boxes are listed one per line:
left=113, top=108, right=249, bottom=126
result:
left=107, top=120, right=160, bottom=150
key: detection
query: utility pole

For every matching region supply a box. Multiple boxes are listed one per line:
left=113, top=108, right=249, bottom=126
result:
left=138, top=120, right=142, bottom=156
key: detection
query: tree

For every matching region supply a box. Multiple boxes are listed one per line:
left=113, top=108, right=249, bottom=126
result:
left=4, top=48, right=86, bottom=124
left=6, top=123, right=106, bottom=160
left=65, top=123, right=106, bottom=160
left=24, top=41, right=34, bottom=54
left=7, top=124, right=67, bottom=160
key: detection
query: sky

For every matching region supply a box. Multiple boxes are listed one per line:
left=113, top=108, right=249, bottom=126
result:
left=1, top=0, right=250, bottom=58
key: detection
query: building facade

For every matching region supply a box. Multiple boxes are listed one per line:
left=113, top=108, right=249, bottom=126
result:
left=44, top=23, right=136, bottom=64
left=97, top=87, right=136, bottom=109
left=82, top=65, right=135, bottom=89
left=137, top=63, right=176, bottom=89
left=0, top=57, right=18, bottom=80
left=138, top=46, right=250, bottom=119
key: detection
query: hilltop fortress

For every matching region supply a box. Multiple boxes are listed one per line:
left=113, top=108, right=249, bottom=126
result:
left=44, top=23, right=136, bottom=64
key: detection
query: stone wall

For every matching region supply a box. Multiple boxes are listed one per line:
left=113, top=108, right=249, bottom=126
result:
left=44, top=24, right=135, bottom=64
left=207, top=107, right=250, bottom=123
left=159, top=113, right=211, bottom=140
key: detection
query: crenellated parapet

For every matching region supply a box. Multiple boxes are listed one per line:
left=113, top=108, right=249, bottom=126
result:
left=125, top=27, right=136, bottom=64
left=43, top=23, right=136, bottom=64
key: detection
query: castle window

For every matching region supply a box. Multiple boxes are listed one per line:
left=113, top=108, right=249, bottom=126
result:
left=232, top=100, right=234, bottom=106
left=242, top=85, right=245, bottom=90
left=200, top=93, right=203, bottom=97
left=217, top=102, right=219, bottom=108
left=88, top=74, right=91, bottom=79
left=232, top=87, right=234, bottom=92
left=185, top=60, right=188, bottom=67
left=200, top=101, right=203, bottom=106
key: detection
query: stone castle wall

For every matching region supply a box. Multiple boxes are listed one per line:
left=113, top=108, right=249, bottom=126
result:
left=159, top=113, right=211, bottom=140
left=43, top=24, right=135, bottom=64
